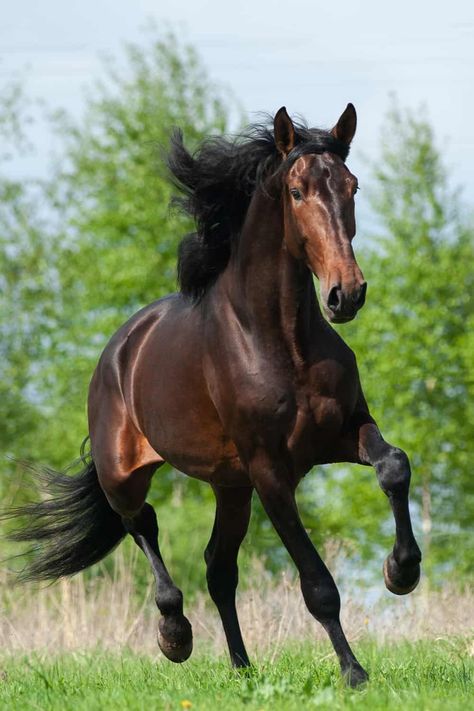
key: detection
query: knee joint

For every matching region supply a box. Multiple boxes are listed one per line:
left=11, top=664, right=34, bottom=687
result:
left=300, top=578, right=341, bottom=622
left=207, top=562, right=238, bottom=604
left=377, top=448, right=411, bottom=495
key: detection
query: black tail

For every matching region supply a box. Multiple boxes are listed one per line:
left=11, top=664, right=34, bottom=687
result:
left=2, top=453, right=126, bottom=581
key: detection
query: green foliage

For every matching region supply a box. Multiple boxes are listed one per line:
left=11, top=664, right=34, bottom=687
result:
left=36, top=31, right=232, bottom=469
left=0, top=84, right=58, bottom=464
left=1, top=41, right=473, bottom=593
left=0, top=640, right=472, bottom=710
left=0, top=32, right=236, bottom=581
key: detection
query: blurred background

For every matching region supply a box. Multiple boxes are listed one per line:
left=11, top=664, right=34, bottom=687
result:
left=0, top=0, right=473, bottom=648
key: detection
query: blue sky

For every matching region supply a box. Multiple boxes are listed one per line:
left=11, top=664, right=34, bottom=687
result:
left=1, top=0, right=473, bottom=223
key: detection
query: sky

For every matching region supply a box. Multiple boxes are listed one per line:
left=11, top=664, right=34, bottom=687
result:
left=1, top=0, right=474, bottom=226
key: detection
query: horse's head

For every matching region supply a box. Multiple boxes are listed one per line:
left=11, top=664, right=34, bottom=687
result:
left=275, top=105, right=366, bottom=323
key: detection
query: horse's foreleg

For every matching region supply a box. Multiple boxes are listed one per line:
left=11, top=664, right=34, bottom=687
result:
left=205, top=485, right=253, bottom=668
left=356, top=422, right=422, bottom=594
left=124, top=501, right=193, bottom=663
left=250, top=452, right=368, bottom=688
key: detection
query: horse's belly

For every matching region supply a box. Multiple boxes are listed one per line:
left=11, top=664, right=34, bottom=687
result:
left=164, top=450, right=250, bottom=487
left=141, top=384, right=249, bottom=486
left=144, top=407, right=247, bottom=484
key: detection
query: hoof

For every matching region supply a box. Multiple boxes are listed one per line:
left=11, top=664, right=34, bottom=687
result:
left=157, top=615, right=193, bottom=663
left=383, top=554, right=420, bottom=595
left=343, top=663, right=369, bottom=688
left=231, top=654, right=251, bottom=670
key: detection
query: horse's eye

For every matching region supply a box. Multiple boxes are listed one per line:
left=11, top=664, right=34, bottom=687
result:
left=290, top=188, right=302, bottom=201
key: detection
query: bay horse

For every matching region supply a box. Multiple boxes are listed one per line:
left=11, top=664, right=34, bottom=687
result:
left=6, top=105, right=422, bottom=687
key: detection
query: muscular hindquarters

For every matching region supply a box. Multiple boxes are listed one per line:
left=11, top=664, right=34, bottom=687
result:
left=88, top=295, right=244, bottom=506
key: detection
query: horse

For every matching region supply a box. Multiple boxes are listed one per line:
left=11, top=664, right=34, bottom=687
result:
left=5, top=104, right=422, bottom=687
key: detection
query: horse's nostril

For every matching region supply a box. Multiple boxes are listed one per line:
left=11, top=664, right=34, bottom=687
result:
left=354, top=282, right=367, bottom=308
left=327, top=285, right=342, bottom=313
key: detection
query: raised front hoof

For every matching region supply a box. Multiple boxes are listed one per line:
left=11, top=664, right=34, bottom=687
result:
left=157, top=615, right=193, bottom=663
left=343, top=663, right=369, bottom=688
left=383, top=554, right=420, bottom=596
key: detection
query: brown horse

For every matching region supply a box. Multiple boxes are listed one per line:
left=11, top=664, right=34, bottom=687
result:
left=6, top=105, right=421, bottom=687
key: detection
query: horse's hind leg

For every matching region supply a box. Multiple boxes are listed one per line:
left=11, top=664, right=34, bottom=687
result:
left=205, top=485, right=253, bottom=668
left=124, top=498, right=193, bottom=662
left=92, top=420, right=192, bottom=662
left=99, top=459, right=193, bottom=662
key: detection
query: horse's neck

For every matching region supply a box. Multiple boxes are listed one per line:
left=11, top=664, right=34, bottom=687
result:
left=226, top=188, right=323, bottom=362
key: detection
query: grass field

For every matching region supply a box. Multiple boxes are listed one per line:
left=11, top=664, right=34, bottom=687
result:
left=0, top=639, right=472, bottom=711
left=1, top=559, right=473, bottom=709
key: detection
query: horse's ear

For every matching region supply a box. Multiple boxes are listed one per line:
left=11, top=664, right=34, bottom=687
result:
left=331, top=103, right=357, bottom=146
left=274, top=107, right=295, bottom=156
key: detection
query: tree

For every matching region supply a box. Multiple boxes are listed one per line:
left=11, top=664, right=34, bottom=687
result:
left=0, top=33, right=239, bottom=592
left=3, top=51, right=472, bottom=590
left=0, top=84, right=58, bottom=458
left=35, top=30, right=233, bottom=468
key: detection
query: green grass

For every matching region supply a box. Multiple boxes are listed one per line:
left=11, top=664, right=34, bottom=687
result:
left=0, top=639, right=472, bottom=710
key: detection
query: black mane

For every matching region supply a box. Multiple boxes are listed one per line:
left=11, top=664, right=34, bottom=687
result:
left=167, top=115, right=350, bottom=301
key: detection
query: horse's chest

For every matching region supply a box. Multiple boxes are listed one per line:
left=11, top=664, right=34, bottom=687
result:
left=286, top=394, right=343, bottom=473
left=290, top=392, right=344, bottom=443
left=308, top=393, right=345, bottom=430
left=287, top=359, right=358, bottom=468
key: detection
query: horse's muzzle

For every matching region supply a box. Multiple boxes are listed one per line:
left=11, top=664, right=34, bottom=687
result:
left=325, top=281, right=367, bottom=323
